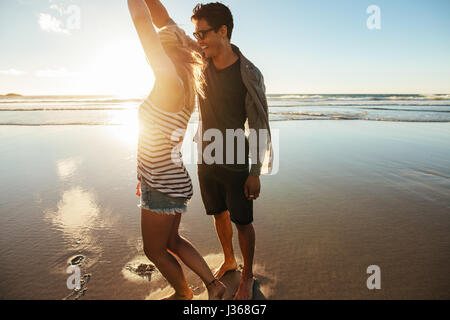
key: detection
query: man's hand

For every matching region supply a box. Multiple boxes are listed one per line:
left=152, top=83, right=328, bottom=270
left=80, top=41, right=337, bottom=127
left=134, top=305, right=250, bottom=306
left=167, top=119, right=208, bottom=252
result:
left=244, top=175, right=261, bottom=200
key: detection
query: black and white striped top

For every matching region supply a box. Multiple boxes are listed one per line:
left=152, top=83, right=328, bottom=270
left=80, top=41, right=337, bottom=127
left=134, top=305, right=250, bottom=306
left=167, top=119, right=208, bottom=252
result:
left=137, top=97, right=193, bottom=199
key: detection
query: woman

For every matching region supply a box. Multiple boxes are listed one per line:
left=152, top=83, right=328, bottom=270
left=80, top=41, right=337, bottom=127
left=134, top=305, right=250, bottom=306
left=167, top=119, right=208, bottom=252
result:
left=128, top=0, right=226, bottom=300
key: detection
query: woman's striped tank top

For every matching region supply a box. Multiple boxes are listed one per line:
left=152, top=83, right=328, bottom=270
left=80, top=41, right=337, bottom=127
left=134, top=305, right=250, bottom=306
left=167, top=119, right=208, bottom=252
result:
left=137, top=97, right=193, bottom=199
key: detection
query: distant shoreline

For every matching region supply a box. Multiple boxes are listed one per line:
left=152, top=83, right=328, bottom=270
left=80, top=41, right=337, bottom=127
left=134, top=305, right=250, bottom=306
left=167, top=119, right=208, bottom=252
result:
left=1, top=93, right=449, bottom=99
left=0, top=93, right=23, bottom=97
left=0, top=94, right=136, bottom=100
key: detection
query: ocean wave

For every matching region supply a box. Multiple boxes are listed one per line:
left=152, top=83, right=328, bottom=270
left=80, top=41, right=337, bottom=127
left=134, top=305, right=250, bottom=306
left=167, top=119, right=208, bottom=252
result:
left=273, top=94, right=324, bottom=99
left=384, top=96, right=425, bottom=100
left=382, top=95, right=450, bottom=101
left=269, top=103, right=450, bottom=107
left=269, top=118, right=450, bottom=122
left=267, top=94, right=450, bottom=102
left=4, top=103, right=449, bottom=111
left=2, top=94, right=449, bottom=125
left=3, top=94, right=449, bottom=104
left=270, top=111, right=369, bottom=119
left=420, top=94, right=450, bottom=100
left=4, top=95, right=449, bottom=106
left=359, top=107, right=450, bottom=113
left=270, top=111, right=329, bottom=117
left=2, top=116, right=449, bottom=126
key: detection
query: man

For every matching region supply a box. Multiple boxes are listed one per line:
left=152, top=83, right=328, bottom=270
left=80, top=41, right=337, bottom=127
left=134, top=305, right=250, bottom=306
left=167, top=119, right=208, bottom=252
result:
left=191, top=3, right=273, bottom=300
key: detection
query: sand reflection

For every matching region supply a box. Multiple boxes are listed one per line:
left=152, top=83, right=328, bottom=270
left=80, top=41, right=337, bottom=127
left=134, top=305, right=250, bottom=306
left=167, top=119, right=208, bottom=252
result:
left=56, top=157, right=83, bottom=179
left=45, top=187, right=99, bottom=241
left=108, top=109, right=139, bottom=146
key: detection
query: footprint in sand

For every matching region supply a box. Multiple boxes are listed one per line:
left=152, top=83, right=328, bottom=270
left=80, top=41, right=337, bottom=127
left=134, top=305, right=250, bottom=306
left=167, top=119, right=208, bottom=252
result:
left=123, top=255, right=163, bottom=283
left=70, top=255, right=84, bottom=265
left=63, top=254, right=91, bottom=300
left=125, top=263, right=156, bottom=281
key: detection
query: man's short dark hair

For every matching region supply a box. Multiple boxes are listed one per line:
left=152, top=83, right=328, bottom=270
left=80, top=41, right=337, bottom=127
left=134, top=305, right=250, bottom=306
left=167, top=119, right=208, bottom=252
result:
left=191, top=2, right=234, bottom=40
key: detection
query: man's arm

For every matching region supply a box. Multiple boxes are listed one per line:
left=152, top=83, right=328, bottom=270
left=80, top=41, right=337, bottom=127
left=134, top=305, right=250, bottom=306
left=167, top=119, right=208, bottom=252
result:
left=244, top=67, right=269, bottom=200
left=144, top=0, right=173, bottom=28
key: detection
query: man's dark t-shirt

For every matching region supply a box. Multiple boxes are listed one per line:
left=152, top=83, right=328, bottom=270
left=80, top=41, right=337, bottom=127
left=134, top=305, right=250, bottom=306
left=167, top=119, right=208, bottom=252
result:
left=199, top=58, right=249, bottom=171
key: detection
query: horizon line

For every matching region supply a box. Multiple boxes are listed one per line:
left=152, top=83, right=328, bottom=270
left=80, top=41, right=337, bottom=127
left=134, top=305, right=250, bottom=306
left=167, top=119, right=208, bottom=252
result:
left=2, top=92, right=450, bottom=97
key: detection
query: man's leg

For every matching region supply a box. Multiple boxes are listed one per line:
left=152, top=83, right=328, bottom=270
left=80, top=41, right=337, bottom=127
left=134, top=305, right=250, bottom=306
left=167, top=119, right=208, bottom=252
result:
left=197, top=165, right=236, bottom=278
left=213, top=210, right=238, bottom=278
left=234, top=222, right=255, bottom=300
left=221, top=168, right=255, bottom=299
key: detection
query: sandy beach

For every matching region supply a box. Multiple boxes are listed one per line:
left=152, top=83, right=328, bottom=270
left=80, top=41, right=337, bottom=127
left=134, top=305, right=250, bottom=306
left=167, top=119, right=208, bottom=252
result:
left=0, top=120, right=449, bottom=299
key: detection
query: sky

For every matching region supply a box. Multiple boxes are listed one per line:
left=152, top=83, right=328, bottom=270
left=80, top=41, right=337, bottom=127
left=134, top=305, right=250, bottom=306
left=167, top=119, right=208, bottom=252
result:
left=1, top=0, right=449, bottom=96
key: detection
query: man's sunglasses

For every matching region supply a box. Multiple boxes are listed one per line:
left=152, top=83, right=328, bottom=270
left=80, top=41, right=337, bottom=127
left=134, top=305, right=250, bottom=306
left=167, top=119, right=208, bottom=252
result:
left=193, top=28, right=216, bottom=40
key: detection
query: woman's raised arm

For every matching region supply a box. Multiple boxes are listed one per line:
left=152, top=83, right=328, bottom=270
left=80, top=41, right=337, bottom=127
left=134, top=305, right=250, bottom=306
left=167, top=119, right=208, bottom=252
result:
left=144, top=0, right=173, bottom=28
left=127, top=0, right=178, bottom=81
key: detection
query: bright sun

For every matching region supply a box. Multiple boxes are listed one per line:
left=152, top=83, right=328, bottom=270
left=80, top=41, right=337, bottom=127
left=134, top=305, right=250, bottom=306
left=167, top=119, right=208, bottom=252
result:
left=88, top=39, right=154, bottom=98
left=86, top=38, right=152, bottom=146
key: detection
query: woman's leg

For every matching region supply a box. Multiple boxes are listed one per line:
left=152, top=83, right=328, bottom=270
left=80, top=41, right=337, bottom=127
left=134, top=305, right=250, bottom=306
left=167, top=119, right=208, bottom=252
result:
left=141, top=208, right=193, bottom=300
left=168, top=212, right=226, bottom=299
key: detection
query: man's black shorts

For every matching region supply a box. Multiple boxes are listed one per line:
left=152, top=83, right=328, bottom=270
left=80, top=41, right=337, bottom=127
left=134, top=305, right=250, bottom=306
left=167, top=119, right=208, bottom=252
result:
left=197, top=164, right=253, bottom=225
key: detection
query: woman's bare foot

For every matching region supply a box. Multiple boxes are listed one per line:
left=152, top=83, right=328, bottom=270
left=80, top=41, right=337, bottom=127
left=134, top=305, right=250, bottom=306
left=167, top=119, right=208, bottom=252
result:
left=214, top=260, right=237, bottom=279
left=207, top=279, right=226, bottom=300
left=161, top=289, right=194, bottom=300
left=233, top=276, right=255, bottom=300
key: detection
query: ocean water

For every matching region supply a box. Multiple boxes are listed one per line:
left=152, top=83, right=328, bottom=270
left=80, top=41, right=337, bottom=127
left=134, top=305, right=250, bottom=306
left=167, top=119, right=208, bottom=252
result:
left=1, top=94, right=449, bottom=126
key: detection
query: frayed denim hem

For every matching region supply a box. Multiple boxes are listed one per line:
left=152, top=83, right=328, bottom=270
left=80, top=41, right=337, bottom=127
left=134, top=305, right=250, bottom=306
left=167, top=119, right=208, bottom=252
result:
left=137, top=203, right=187, bottom=215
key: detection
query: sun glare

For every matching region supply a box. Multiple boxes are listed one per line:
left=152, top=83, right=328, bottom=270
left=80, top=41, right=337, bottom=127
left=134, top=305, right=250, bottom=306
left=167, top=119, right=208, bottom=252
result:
left=109, top=108, right=140, bottom=147
left=87, top=39, right=152, bottom=146
left=88, top=39, right=154, bottom=97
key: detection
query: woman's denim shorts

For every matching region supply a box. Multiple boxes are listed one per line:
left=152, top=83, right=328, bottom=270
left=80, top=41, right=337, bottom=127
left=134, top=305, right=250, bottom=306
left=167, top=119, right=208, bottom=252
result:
left=138, top=179, right=189, bottom=215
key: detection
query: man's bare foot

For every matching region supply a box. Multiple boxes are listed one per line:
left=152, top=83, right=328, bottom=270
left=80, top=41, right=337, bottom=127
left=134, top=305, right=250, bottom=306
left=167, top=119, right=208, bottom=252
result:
left=207, top=279, right=226, bottom=300
left=233, top=276, right=255, bottom=300
left=161, top=289, right=193, bottom=300
left=214, top=260, right=237, bottom=279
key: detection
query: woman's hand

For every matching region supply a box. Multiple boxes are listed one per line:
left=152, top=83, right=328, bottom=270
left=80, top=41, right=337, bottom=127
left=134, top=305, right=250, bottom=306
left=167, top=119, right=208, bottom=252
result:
left=144, top=0, right=172, bottom=28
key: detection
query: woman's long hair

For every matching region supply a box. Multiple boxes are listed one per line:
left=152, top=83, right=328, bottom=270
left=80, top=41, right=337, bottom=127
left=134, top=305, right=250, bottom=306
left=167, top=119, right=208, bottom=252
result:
left=158, top=25, right=205, bottom=113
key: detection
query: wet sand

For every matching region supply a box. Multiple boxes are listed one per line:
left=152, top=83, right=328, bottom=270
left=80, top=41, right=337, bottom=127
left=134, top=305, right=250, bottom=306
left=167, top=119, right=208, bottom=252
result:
left=0, top=120, right=449, bottom=299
